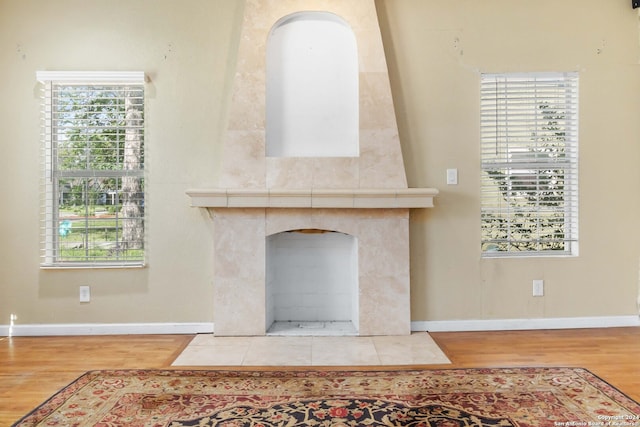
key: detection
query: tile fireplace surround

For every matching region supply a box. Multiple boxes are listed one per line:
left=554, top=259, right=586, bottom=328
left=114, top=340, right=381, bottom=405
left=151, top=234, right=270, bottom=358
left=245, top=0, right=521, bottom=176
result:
left=186, top=0, right=438, bottom=336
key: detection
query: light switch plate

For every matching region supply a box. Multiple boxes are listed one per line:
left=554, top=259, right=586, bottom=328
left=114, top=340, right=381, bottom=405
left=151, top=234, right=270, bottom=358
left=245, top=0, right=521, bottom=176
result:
left=446, top=168, right=458, bottom=185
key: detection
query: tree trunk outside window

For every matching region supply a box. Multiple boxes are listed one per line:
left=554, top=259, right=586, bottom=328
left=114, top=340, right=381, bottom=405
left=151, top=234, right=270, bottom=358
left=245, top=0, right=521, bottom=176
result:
left=122, top=89, right=144, bottom=250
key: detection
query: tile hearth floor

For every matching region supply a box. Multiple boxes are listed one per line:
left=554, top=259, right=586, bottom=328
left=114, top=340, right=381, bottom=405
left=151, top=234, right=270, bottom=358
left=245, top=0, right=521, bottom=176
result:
left=172, top=332, right=451, bottom=366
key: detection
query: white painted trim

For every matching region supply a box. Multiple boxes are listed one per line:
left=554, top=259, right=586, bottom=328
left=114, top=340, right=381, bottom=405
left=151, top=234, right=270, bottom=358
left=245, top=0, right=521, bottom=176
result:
left=36, top=70, right=145, bottom=84
left=0, top=323, right=214, bottom=337
left=2, top=318, right=637, bottom=337
left=411, top=316, right=640, bottom=332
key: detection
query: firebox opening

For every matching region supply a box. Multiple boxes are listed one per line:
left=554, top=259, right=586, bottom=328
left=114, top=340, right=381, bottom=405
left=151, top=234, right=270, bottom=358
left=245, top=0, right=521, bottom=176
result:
left=266, top=229, right=359, bottom=336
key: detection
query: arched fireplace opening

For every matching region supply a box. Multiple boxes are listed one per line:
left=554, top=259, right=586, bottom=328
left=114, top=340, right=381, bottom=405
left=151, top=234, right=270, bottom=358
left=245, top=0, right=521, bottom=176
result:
left=266, top=229, right=359, bottom=335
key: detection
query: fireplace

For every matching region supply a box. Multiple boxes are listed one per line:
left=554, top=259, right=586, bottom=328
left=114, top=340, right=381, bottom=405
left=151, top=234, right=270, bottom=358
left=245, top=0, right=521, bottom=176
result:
left=187, top=0, right=437, bottom=336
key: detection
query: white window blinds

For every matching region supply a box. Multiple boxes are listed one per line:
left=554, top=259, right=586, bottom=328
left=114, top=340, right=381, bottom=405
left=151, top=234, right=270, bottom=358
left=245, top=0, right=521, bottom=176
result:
left=481, top=72, right=579, bottom=256
left=37, top=71, right=146, bottom=267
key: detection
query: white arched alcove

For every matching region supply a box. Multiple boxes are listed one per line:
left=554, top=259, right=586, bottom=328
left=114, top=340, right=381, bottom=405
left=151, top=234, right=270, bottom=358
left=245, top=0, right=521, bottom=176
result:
left=266, top=12, right=359, bottom=157
left=266, top=230, right=359, bottom=335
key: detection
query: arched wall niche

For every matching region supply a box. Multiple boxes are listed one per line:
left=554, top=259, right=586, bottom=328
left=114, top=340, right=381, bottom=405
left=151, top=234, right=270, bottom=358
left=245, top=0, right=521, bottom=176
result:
left=266, top=11, right=359, bottom=158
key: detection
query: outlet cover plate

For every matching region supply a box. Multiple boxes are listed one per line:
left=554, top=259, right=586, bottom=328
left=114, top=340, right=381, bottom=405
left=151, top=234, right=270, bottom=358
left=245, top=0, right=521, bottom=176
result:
left=79, top=285, right=91, bottom=303
left=532, top=280, right=544, bottom=297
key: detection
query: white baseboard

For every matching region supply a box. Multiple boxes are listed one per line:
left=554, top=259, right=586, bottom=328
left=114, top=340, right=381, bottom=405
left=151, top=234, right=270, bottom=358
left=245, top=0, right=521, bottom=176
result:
left=1, top=317, right=638, bottom=336
left=411, top=315, right=640, bottom=332
left=0, top=322, right=214, bottom=337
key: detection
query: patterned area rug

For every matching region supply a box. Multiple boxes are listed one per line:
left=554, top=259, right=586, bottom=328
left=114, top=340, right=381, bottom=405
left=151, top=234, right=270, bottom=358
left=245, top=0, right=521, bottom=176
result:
left=13, top=368, right=640, bottom=427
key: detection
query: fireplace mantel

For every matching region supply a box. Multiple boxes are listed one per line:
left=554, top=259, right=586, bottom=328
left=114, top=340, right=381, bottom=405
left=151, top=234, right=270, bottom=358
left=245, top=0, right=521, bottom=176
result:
left=186, top=188, right=439, bottom=209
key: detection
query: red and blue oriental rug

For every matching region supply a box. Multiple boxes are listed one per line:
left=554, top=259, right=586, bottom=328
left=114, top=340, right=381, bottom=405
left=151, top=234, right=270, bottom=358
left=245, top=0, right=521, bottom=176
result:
left=13, top=367, right=640, bottom=427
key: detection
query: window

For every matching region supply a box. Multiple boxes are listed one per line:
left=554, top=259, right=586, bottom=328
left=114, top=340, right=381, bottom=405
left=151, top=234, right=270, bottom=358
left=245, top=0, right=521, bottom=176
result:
left=481, top=72, right=579, bottom=256
left=37, top=71, right=145, bottom=267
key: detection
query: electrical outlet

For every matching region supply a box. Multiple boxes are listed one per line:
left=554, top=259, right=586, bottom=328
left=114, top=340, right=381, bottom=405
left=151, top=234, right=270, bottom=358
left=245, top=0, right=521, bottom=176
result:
left=532, top=280, right=544, bottom=297
left=79, top=285, right=91, bottom=303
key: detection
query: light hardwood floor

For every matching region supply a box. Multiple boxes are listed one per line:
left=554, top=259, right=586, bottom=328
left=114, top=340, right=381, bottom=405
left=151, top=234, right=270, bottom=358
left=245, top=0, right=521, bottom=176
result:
left=1, top=327, right=639, bottom=426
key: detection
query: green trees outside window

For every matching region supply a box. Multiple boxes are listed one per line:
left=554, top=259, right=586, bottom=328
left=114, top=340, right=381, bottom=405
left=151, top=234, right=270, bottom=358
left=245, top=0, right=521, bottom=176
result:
left=44, top=79, right=145, bottom=265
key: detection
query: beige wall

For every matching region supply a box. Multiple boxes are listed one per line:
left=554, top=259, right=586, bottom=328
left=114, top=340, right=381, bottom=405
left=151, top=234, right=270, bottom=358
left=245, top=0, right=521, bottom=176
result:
left=0, top=0, right=243, bottom=325
left=1, top=0, right=639, bottom=329
left=377, top=0, right=640, bottom=321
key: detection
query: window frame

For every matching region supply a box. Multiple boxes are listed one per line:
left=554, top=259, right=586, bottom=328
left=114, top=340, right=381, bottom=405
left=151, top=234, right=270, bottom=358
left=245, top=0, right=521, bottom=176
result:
left=37, top=71, right=146, bottom=268
left=480, top=72, right=579, bottom=258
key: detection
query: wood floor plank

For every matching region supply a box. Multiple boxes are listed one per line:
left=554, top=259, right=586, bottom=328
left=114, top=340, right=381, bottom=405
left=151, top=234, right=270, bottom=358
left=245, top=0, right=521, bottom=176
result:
left=1, top=327, right=639, bottom=426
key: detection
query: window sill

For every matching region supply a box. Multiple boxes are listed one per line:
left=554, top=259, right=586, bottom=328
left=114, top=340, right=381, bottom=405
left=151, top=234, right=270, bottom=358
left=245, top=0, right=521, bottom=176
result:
left=40, top=262, right=146, bottom=270
left=481, top=252, right=577, bottom=259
